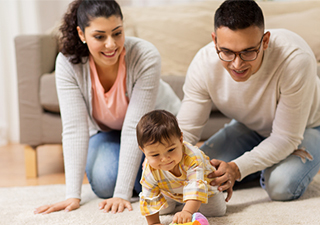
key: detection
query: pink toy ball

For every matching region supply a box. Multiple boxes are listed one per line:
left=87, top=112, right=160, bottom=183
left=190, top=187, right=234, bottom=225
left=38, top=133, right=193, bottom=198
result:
left=192, top=212, right=209, bottom=225
left=169, top=212, right=209, bottom=225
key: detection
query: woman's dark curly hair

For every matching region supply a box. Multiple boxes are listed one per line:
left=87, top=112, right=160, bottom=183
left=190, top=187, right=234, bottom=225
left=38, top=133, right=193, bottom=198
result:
left=59, top=0, right=123, bottom=64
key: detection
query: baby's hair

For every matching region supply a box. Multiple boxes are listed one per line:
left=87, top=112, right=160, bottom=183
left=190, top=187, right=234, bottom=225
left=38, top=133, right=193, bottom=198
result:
left=136, top=110, right=182, bottom=149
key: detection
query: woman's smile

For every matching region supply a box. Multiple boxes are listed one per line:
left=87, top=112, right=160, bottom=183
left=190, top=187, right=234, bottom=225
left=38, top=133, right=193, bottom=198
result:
left=102, top=49, right=117, bottom=57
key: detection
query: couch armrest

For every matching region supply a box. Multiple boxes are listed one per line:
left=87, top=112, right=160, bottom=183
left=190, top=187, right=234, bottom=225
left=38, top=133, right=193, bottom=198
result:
left=15, top=34, right=58, bottom=146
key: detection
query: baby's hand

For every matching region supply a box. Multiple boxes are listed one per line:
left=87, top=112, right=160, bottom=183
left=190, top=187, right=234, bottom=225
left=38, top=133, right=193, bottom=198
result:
left=172, top=210, right=193, bottom=224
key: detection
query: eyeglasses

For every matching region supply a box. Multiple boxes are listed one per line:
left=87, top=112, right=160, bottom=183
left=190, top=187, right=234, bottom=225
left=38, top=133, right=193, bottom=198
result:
left=216, top=34, right=265, bottom=62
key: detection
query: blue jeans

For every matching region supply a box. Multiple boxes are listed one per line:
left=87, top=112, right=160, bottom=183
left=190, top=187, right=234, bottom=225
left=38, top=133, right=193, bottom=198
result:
left=85, top=130, right=143, bottom=199
left=201, top=120, right=320, bottom=201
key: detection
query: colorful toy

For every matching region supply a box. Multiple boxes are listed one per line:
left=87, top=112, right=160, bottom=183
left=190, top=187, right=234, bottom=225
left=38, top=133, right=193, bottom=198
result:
left=169, top=212, right=209, bottom=225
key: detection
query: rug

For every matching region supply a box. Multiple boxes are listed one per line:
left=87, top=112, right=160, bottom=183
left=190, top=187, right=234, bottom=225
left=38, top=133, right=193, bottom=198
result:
left=1, top=174, right=319, bottom=225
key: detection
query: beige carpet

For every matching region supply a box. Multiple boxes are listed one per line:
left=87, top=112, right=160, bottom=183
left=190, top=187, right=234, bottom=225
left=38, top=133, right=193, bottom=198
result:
left=1, top=174, right=320, bottom=225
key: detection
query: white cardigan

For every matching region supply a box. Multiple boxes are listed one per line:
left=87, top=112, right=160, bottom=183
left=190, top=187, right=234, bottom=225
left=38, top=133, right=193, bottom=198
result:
left=55, top=36, right=181, bottom=200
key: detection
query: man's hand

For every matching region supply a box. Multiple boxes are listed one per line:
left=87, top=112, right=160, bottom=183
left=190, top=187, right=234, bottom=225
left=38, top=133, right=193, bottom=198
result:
left=208, top=159, right=240, bottom=202
left=34, top=198, right=81, bottom=214
left=99, top=197, right=132, bottom=213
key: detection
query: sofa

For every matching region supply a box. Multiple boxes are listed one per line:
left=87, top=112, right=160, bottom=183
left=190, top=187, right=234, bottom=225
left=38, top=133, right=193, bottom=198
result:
left=15, top=0, right=320, bottom=178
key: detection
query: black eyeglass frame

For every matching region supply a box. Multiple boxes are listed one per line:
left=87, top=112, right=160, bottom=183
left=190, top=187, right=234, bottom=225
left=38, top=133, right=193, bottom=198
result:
left=215, top=34, right=265, bottom=62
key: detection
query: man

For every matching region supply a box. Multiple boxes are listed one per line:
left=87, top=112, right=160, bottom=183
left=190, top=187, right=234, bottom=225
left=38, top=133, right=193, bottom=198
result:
left=177, top=0, right=320, bottom=202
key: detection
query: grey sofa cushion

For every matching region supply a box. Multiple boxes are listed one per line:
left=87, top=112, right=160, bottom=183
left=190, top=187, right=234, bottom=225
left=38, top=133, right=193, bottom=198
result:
left=40, top=72, right=60, bottom=113
left=39, top=73, right=224, bottom=115
left=39, top=74, right=187, bottom=114
left=161, top=75, right=185, bottom=100
left=161, top=75, right=220, bottom=112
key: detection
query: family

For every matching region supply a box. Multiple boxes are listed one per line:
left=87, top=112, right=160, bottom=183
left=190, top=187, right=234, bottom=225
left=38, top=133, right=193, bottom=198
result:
left=34, top=0, right=320, bottom=224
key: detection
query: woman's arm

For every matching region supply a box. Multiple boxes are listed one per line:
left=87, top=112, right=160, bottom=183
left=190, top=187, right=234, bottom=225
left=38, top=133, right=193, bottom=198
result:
left=114, top=38, right=162, bottom=200
left=35, top=54, right=90, bottom=214
left=55, top=53, right=90, bottom=200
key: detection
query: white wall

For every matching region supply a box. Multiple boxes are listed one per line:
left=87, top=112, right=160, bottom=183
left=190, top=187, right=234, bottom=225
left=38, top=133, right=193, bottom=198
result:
left=0, top=0, right=205, bottom=146
left=0, top=0, right=72, bottom=146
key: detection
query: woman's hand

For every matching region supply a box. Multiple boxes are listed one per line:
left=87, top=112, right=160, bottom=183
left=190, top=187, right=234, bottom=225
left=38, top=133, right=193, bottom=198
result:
left=208, top=159, right=240, bottom=202
left=99, top=197, right=132, bottom=213
left=34, top=198, right=81, bottom=214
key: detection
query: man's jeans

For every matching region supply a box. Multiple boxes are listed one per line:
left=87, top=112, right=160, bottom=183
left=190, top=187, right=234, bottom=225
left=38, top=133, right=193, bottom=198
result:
left=85, top=130, right=143, bottom=198
left=201, top=120, right=320, bottom=201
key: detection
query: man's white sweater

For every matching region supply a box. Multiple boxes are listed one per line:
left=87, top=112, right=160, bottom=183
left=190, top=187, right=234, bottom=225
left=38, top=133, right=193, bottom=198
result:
left=177, top=29, right=320, bottom=180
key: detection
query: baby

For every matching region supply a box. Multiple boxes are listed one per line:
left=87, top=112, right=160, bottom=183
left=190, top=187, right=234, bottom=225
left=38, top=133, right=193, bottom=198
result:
left=136, top=110, right=226, bottom=225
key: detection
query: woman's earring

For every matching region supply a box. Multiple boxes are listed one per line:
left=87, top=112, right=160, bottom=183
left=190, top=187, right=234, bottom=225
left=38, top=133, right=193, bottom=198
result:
left=83, top=41, right=86, bottom=44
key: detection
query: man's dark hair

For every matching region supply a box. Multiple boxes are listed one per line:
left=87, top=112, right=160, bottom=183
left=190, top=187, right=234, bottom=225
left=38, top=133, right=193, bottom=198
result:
left=214, top=0, right=264, bottom=31
left=136, top=110, right=182, bottom=149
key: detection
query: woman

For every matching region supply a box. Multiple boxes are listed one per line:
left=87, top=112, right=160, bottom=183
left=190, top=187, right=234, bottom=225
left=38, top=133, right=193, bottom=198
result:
left=34, top=0, right=180, bottom=214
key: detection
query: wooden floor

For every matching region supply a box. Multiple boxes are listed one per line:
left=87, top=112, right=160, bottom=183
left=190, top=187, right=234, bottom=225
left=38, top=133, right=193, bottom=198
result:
left=0, top=143, right=204, bottom=188
left=0, top=143, right=88, bottom=187
left=1, top=143, right=318, bottom=188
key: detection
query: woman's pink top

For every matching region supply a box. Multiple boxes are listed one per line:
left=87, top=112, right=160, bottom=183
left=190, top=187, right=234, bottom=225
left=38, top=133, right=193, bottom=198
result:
left=89, top=49, right=128, bottom=131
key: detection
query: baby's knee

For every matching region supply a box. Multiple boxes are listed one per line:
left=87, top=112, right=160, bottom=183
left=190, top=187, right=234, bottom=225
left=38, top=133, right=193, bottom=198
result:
left=159, top=202, right=176, bottom=215
left=199, top=204, right=226, bottom=217
left=200, top=192, right=226, bottom=217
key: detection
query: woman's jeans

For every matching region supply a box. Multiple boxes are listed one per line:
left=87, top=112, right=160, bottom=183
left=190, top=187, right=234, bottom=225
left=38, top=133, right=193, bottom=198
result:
left=201, top=120, right=320, bottom=201
left=85, top=130, right=143, bottom=199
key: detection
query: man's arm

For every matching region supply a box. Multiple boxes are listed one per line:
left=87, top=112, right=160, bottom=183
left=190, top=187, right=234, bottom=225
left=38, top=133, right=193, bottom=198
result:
left=177, top=50, right=213, bottom=145
left=233, top=52, right=317, bottom=180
